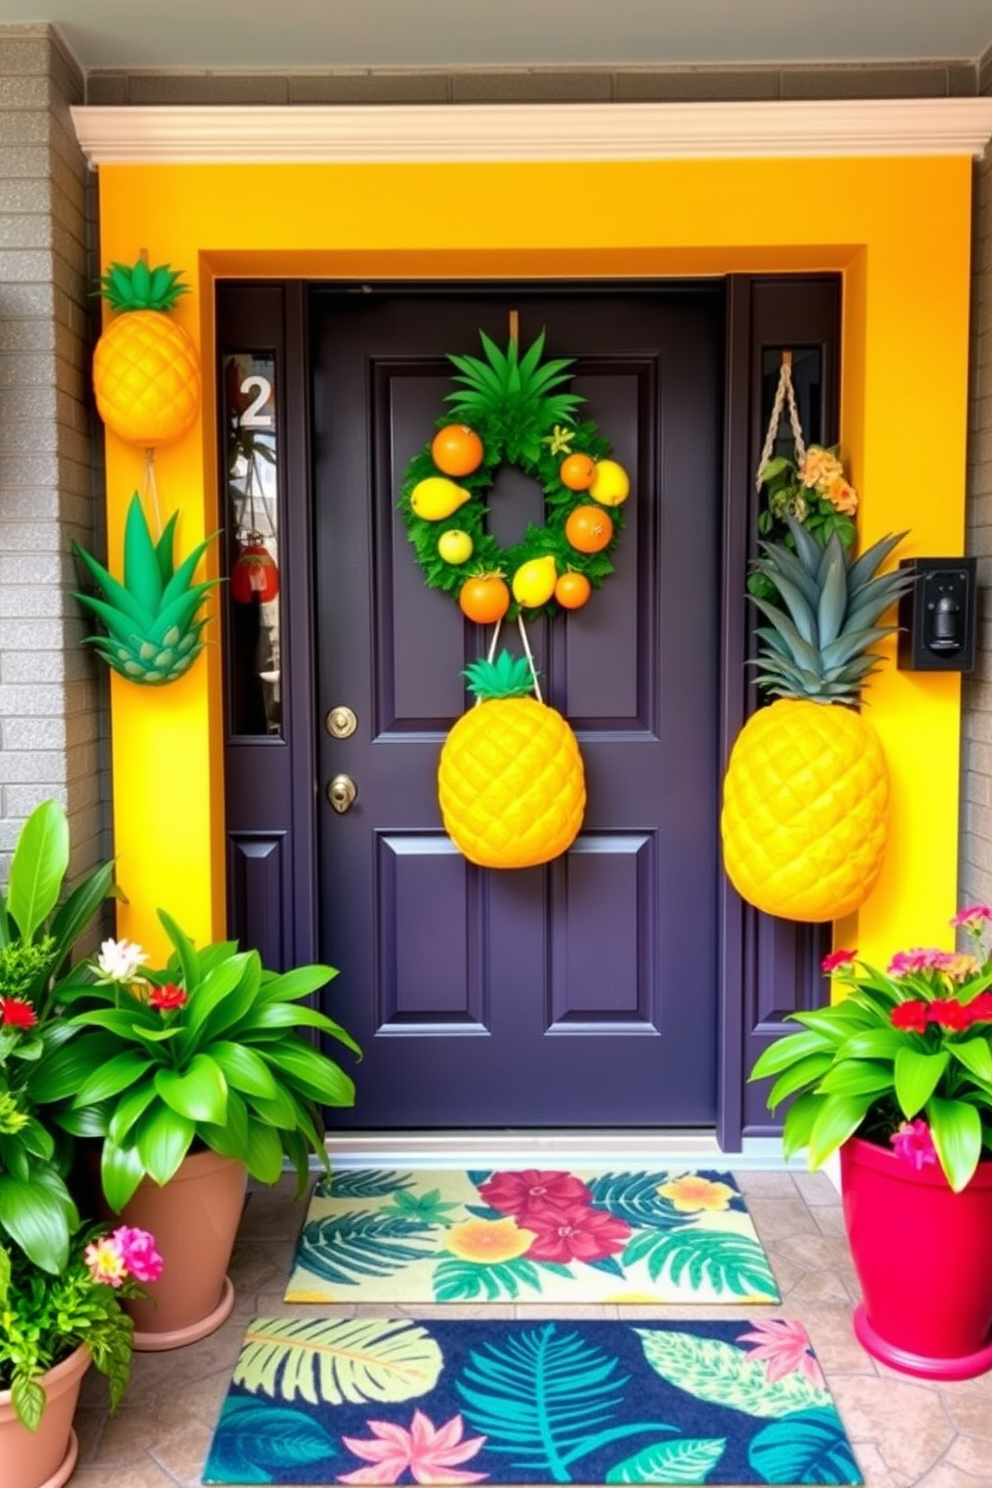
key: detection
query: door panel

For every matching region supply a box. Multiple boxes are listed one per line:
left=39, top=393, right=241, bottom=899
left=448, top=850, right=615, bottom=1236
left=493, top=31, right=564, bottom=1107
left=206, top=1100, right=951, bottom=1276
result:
left=311, top=288, right=723, bottom=1127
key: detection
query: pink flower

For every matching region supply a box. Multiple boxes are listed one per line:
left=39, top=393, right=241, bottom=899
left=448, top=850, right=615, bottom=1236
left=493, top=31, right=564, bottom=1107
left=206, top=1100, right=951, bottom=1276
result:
left=477, top=1169, right=592, bottom=1219
left=338, top=1411, right=487, bottom=1484
left=148, top=982, right=188, bottom=1011
left=821, top=948, right=857, bottom=974
left=111, top=1225, right=163, bottom=1283
left=890, top=1001, right=929, bottom=1033
left=0, top=996, right=36, bottom=1028
left=736, top=1318, right=825, bottom=1389
left=888, top=948, right=946, bottom=976
left=951, top=905, right=992, bottom=932
left=522, top=1202, right=632, bottom=1264
left=890, top=1118, right=938, bottom=1171
left=84, top=1234, right=128, bottom=1287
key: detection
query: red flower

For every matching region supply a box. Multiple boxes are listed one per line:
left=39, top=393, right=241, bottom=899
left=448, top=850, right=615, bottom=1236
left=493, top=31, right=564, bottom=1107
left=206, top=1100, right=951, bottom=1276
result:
left=477, top=1169, right=592, bottom=1220
left=967, top=992, right=992, bottom=1023
left=522, top=1202, right=632, bottom=1264
left=821, top=948, right=857, bottom=974
left=0, top=996, right=36, bottom=1028
left=148, top=982, right=188, bottom=1011
left=890, top=1001, right=928, bottom=1033
left=925, top=999, right=972, bottom=1031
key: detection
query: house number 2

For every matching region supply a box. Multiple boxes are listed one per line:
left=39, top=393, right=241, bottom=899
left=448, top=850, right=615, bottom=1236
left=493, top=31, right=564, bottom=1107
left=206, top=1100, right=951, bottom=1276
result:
left=239, top=374, right=274, bottom=429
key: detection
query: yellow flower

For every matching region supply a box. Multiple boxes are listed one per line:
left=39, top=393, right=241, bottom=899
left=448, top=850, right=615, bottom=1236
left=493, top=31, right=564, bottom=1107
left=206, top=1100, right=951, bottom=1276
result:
left=445, top=1216, right=536, bottom=1263
left=823, top=476, right=858, bottom=515
left=658, top=1176, right=736, bottom=1213
left=543, top=424, right=575, bottom=456
left=943, top=953, right=981, bottom=982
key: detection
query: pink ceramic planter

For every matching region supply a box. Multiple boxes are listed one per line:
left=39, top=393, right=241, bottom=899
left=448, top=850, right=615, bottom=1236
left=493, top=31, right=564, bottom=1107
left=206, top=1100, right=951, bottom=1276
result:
left=841, top=1135, right=992, bottom=1380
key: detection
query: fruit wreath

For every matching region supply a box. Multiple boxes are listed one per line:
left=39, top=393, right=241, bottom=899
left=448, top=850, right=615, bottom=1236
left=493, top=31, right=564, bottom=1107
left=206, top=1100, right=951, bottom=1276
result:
left=399, top=330, right=631, bottom=621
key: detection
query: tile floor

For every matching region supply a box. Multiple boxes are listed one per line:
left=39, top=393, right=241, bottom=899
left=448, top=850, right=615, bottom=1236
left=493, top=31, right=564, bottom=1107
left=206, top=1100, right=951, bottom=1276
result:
left=69, top=1166, right=992, bottom=1488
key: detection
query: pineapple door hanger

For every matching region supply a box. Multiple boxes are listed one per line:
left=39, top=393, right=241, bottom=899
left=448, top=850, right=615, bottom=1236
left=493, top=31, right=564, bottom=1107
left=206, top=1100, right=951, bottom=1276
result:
left=400, top=326, right=633, bottom=868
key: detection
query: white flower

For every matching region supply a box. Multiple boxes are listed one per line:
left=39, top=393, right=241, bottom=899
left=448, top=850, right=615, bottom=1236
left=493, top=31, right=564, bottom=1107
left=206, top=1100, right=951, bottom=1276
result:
left=96, top=938, right=147, bottom=983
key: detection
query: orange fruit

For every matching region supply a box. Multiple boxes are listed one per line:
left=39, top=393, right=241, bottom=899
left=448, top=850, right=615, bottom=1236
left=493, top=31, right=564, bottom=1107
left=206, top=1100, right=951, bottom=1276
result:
left=432, top=424, right=484, bottom=477
left=458, top=574, right=511, bottom=624
left=555, top=571, right=592, bottom=609
left=565, top=505, right=614, bottom=554
left=560, top=453, right=596, bottom=491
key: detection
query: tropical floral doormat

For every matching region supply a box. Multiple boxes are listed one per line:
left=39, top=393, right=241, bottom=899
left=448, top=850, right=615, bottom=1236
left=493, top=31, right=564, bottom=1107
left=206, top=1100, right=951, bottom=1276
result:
left=284, top=1168, right=779, bottom=1305
left=203, top=1316, right=861, bottom=1485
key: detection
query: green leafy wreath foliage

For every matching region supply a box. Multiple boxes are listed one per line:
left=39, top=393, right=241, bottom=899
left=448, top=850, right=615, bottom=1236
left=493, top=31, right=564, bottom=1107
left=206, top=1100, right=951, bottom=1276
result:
left=399, top=330, right=625, bottom=620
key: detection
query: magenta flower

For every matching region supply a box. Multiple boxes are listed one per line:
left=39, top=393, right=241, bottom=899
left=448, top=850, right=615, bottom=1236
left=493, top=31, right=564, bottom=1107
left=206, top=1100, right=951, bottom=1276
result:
left=522, top=1202, right=632, bottom=1264
left=951, top=905, right=992, bottom=932
left=477, top=1169, right=592, bottom=1219
left=338, top=1411, right=487, bottom=1484
left=736, top=1318, right=825, bottom=1389
left=821, top=948, right=857, bottom=974
left=890, top=1118, right=938, bottom=1171
left=888, top=948, right=947, bottom=976
left=112, top=1225, right=163, bottom=1283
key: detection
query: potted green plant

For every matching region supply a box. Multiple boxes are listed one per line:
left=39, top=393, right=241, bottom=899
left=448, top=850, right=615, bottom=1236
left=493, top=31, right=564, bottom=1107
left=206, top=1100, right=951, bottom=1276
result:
left=32, top=908, right=360, bottom=1346
left=750, top=905, right=992, bottom=1380
left=0, top=1222, right=161, bottom=1488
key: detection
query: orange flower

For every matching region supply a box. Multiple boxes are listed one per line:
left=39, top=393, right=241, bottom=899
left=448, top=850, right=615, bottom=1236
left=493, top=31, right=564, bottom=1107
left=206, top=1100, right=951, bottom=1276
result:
left=658, top=1176, right=736, bottom=1213
left=445, top=1216, right=535, bottom=1263
left=798, top=446, right=844, bottom=490
left=823, top=476, right=858, bottom=515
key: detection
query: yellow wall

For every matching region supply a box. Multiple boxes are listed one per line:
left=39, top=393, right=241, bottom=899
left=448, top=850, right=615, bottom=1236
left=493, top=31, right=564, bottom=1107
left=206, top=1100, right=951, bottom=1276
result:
left=95, top=153, right=974, bottom=962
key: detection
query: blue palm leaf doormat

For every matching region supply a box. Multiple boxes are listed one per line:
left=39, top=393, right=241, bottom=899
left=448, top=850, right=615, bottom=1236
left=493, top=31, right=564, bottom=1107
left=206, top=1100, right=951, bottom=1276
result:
left=284, top=1168, right=779, bottom=1305
left=203, top=1316, right=861, bottom=1485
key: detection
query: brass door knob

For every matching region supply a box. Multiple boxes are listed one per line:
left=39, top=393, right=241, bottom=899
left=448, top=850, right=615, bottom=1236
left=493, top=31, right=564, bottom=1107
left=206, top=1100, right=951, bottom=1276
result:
left=327, top=774, right=358, bottom=814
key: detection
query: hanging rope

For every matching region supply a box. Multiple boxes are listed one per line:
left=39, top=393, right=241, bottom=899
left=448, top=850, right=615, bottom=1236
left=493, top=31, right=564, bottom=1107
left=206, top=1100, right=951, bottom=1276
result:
left=143, top=446, right=162, bottom=538
left=479, top=616, right=544, bottom=705
left=755, top=352, right=807, bottom=492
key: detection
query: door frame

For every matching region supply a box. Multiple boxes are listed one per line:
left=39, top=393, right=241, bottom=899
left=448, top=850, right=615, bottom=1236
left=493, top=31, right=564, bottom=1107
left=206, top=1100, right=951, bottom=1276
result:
left=217, top=273, right=842, bottom=1146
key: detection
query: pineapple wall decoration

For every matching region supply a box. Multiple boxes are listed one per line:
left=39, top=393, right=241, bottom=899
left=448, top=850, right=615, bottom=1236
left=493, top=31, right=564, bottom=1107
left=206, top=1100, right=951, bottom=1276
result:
left=402, top=325, right=631, bottom=867
left=79, top=258, right=216, bottom=685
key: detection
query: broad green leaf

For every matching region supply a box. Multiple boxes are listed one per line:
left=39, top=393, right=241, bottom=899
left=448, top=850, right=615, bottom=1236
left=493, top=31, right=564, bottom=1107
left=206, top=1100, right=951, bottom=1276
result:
left=0, top=1172, right=74, bottom=1272
left=101, top=1138, right=148, bottom=1214
left=622, top=1228, right=778, bottom=1301
left=27, top=1030, right=119, bottom=1102
left=835, top=1028, right=905, bottom=1061
left=257, top=1043, right=355, bottom=1106
left=815, top=1058, right=893, bottom=1098
left=233, top=1316, right=443, bottom=1405
left=242, top=1118, right=286, bottom=1184
left=72, top=1048, right=154, bottom=1105
left=256, top=964, right=338, bottom=1004
left=134, top=1100, right=196, bottom=1186
left=749, top=1030, right=835, bottom=1081
left=636, top=1329, right=830, bottom=1418
left=108, top=1081, right=159, bottom=1146
left=209, top=1040, right=280, bottom=1099
left=928, top=1094, right=982, bottom=1192
left=154, top=1053, right=228, bottom=1123
left=894, top=1048, right=949, bottom=1118
left=807, top=1091, right=877, bottom=1169
left=950, top=1037, right=992, bottom=1086
left=205, top=1397, right=338, bottom=1482
left=781, top=1090, right=825, bottom=1159
left=748, top=1408, right=859, bottom=1485
left=6, top=799, right=69, bottom=942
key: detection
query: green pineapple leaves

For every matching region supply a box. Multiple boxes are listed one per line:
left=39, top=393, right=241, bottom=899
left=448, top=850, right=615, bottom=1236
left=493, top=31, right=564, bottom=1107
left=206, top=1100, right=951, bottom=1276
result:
left=73, top=493, right=220, bottom=686
left=445, top=330, right=584, bottom=465
left=463, top=649, right=538, bottom=702
left=97, top=258, right=188, bottom=312
left=749, top=516, right=913, bottom=704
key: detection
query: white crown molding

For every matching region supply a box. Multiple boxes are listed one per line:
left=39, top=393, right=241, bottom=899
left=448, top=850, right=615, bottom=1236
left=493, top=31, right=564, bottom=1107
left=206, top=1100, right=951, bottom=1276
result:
left=71, top=97, right=992, bottom=167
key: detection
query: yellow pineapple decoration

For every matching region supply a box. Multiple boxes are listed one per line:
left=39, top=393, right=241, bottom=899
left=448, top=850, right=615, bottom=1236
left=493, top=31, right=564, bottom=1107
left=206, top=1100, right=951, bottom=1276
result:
left=438, top=649, right=585, bottom=868
left=721, top=517, right=911, bottom=922
left=93, top=258, right=201, bottom=446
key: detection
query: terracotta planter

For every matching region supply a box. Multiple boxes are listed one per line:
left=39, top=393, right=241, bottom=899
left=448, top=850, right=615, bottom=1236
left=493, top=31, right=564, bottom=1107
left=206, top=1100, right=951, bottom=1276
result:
left=115, top=1149, right=248, bottom=1351
left=0, top=1344, right=90, bottom=1488
left=841, top=1135, right=992, bottom=1380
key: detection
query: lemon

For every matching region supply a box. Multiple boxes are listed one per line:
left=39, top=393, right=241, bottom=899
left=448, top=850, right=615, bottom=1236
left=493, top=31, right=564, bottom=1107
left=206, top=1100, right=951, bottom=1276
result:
left=512, top=555, right=558, bottom=608
left=589, top=459, right=630, bottom=507
left=437, top=529, right=474, bottom=565
left=411, top=476, right=471, bottom=521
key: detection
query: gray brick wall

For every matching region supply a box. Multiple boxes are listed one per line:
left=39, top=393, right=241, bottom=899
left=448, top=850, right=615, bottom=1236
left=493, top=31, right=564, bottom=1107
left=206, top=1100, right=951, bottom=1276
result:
left=962, top=43, right=992, bottom=908
left=0, top=22, right=106, bottom=883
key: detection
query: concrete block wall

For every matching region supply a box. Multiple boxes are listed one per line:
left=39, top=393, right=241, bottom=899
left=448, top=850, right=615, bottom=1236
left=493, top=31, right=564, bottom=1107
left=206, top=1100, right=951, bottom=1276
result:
left=962, top=43, right=992, bottom=910
left=0, top=22, right=106, bottom=883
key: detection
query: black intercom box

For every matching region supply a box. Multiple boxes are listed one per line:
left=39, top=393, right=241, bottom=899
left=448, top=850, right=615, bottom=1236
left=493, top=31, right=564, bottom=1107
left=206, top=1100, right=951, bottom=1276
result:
left=897, top=557, right=977, bottom=673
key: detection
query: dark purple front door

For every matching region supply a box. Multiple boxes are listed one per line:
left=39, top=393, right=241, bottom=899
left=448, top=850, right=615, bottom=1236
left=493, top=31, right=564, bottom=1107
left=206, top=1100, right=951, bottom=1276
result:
left=311, top=288, right=723, bottom=1127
